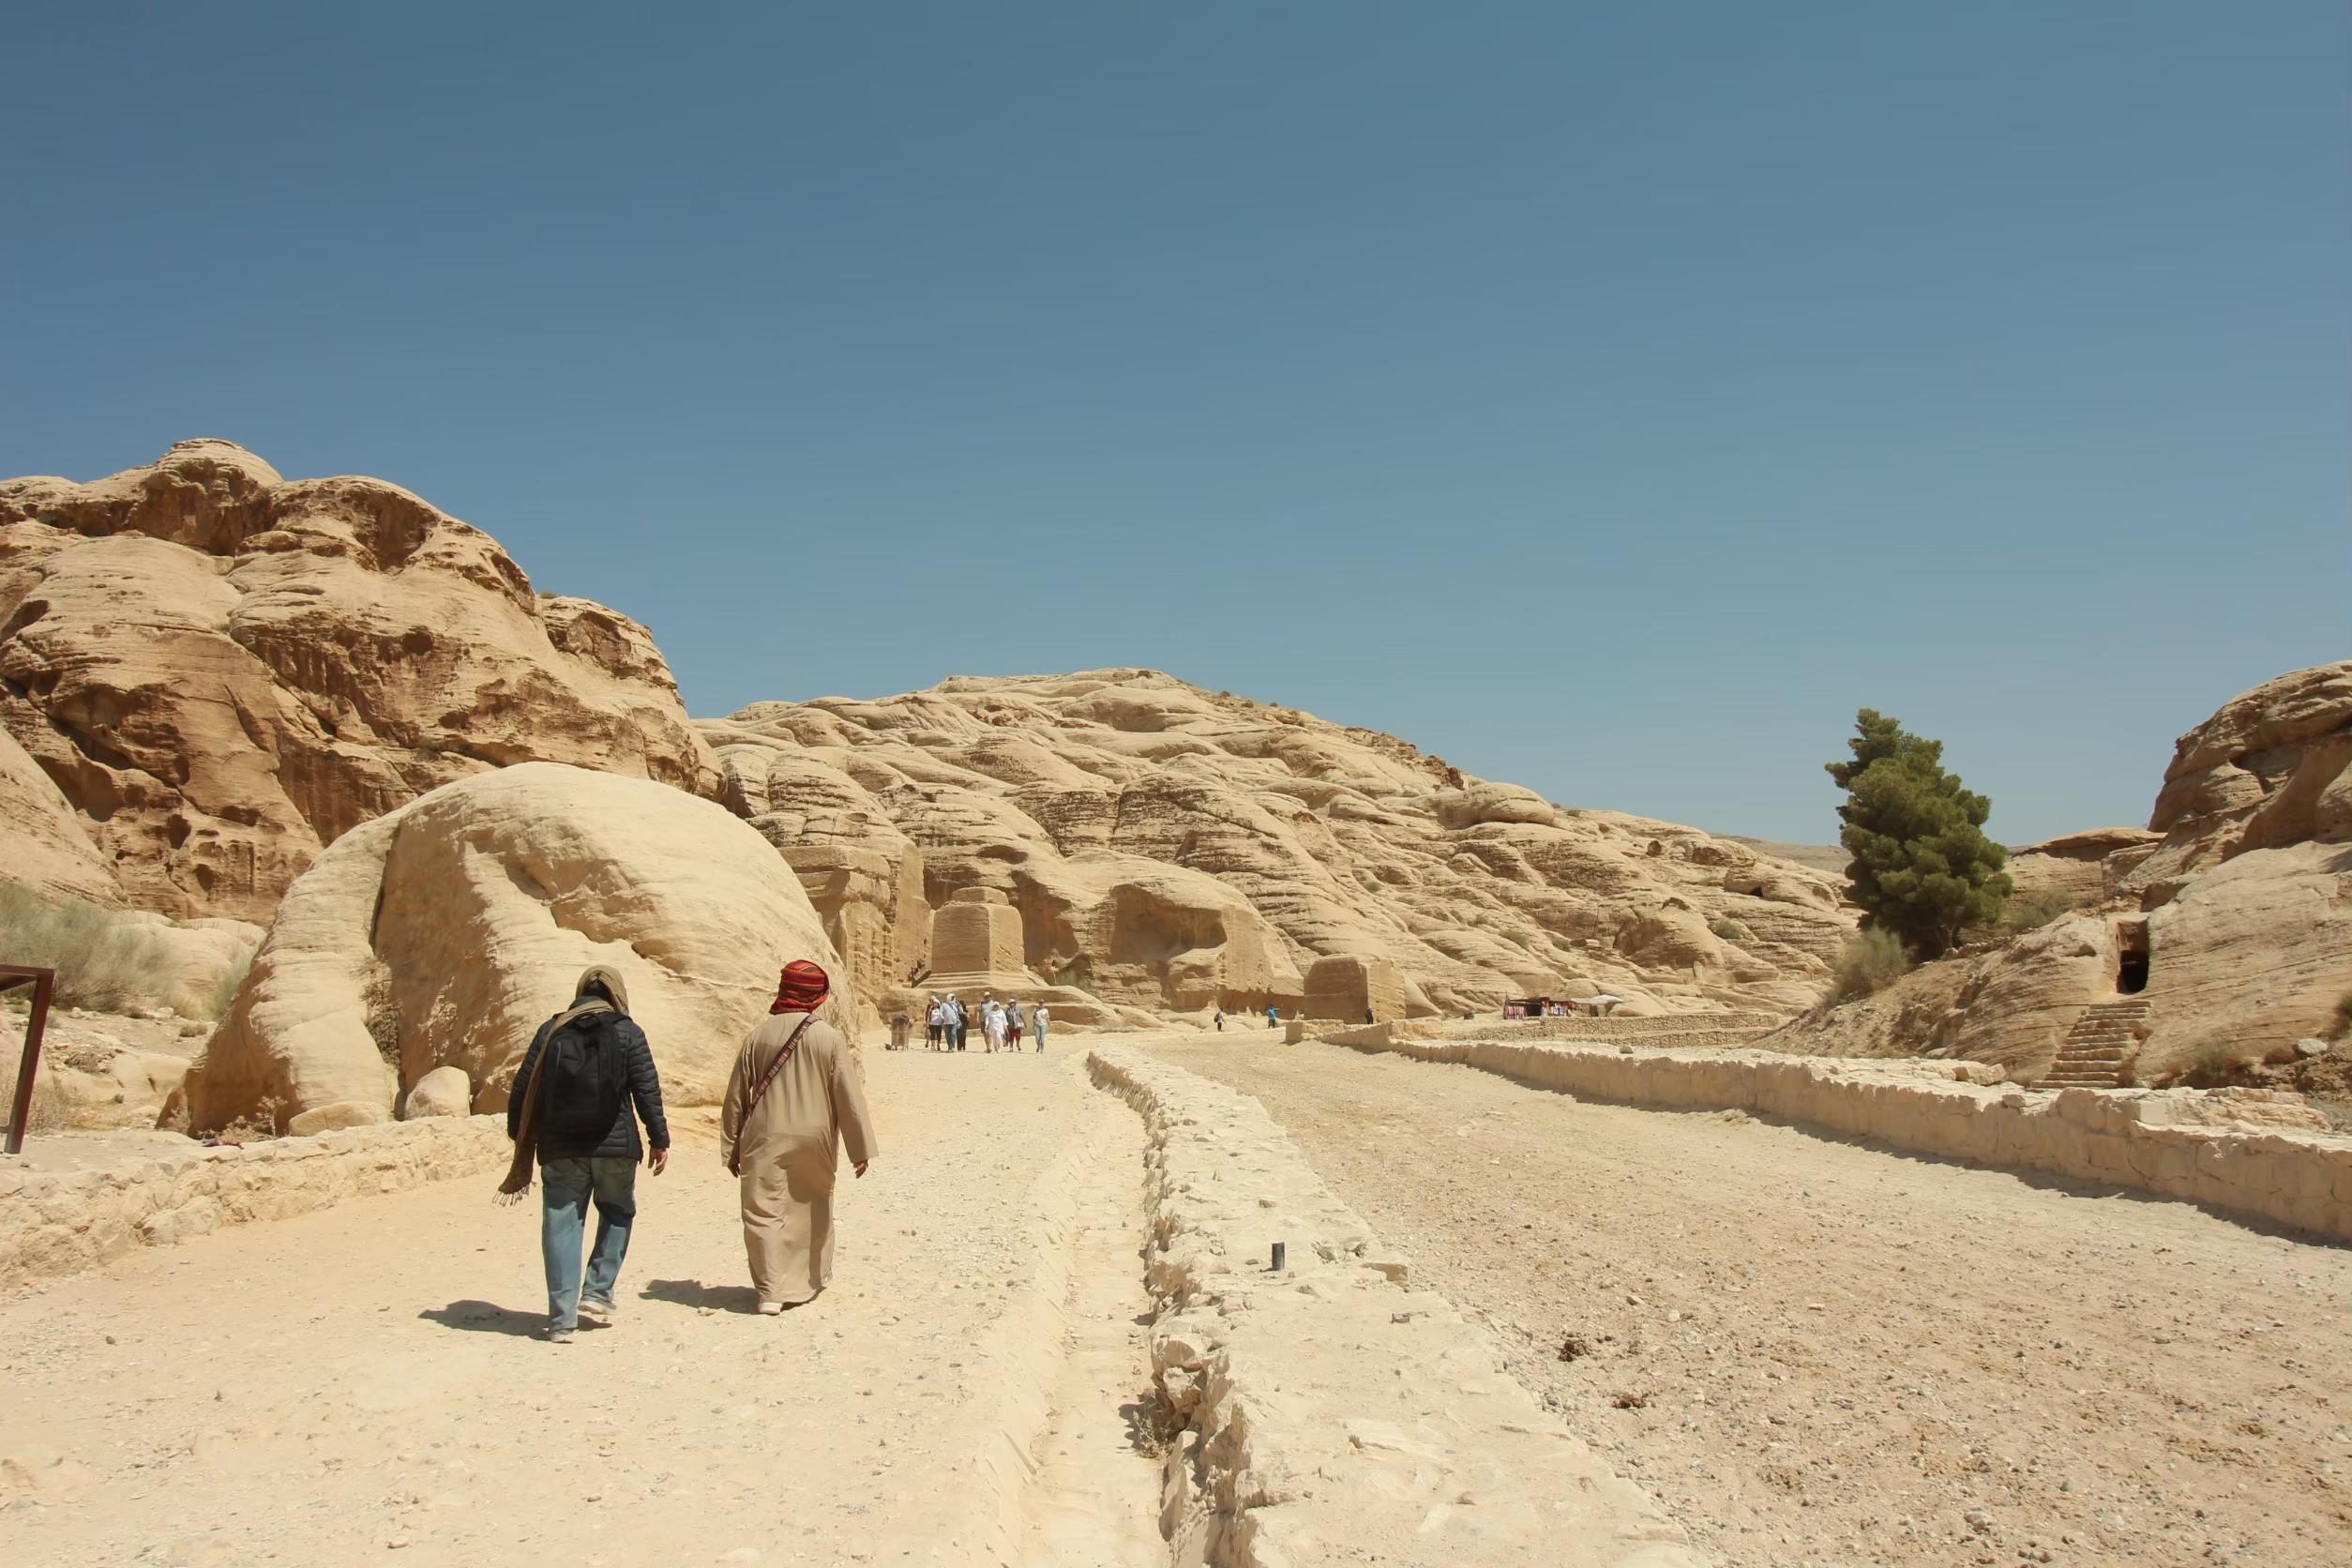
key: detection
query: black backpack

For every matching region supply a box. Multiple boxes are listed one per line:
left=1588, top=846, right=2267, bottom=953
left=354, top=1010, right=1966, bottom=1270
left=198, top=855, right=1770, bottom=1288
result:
left=539, top=1010, right=631, bottom=1144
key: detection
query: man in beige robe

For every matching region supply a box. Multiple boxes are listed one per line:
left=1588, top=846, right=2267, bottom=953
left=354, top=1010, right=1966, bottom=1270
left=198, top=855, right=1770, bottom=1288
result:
left=720, top=960, right=879, bottom=1313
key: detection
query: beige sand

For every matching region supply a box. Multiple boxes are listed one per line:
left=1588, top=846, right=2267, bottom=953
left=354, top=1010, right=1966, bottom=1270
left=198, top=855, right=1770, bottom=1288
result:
left=0, top=1048, right=1159, bottom=1568
left=1146, top=1035, right=2352, bottom=1568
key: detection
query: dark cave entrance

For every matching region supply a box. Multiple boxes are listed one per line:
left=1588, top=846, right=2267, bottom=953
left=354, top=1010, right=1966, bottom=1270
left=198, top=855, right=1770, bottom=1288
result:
left=2116, top=921, right=2149, bottom=995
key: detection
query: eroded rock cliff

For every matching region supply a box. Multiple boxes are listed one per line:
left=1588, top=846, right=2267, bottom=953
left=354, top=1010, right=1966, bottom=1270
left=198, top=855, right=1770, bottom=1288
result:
left=0, top=441, right=717, bottom=922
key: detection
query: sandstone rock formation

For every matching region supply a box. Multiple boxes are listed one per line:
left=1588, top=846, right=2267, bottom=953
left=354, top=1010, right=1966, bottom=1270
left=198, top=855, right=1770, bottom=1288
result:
left=701, top=671, right=1853, bottom=1019
left=2124, top=661, right=2352, bottom=905
left=1788, top=663, right=2352, bottom=1085
left=1303, top=954, right=1407, bottom=1022
left=776, top=844, right=926, bottom=1035
left=400, top=1065, right=472, bottom=1120
left=884, top=887, right=1154, bottom=1030
left=182, top=763, right=847, bottom=1133
left=0, top=727, right=119, bottom=907
left=2005, top=825, right=2163, bottom=912
left=0, top=441, right=716, bottom=924
left=19, top=1015, right=197, bottom=1133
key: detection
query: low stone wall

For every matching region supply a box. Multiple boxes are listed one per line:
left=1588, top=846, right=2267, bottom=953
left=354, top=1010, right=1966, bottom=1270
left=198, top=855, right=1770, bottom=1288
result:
left=1331, top=1036, right=2352, bottom=1244
left=1, top=1114, right=509, bottom=1289
left=1437, top=1012, right=1783, bottom=1045
left=1088, top=1045, right=1700, bottom=1568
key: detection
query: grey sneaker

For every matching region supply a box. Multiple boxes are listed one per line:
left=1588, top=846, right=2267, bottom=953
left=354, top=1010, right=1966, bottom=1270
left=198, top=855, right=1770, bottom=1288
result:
left=578, top=1297, right=614, bottom=1325
left=547, top=1325, right=577, bottom=1344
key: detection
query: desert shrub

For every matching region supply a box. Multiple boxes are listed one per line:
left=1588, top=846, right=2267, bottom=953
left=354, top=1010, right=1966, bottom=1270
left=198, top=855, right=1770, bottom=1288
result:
left=1827, top=928, right=1911, bottom=1003
left=2003, top=889, right=2082, bottom=936
left=1826, top=711, right=2012, bottom=958
left=5, top=1074, right=74, bottom=1138
left=214, top=1094, right=285, bottom=1144
left=0, top=882, right=181, bottom=1015
left=1710, top=918, right=1754, bottom=943
left=2333, top=988, right=2352, bottom=1041
left=2179, top=1043, right=2242, bottom=1089
left=201, top=950, right=253, bottom=1022
left=362, top=966, right=400, bottom=1064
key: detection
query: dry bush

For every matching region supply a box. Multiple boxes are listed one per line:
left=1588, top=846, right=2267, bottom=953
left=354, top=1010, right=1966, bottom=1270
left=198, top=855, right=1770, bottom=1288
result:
left=361, top=965, right=400, bottom=1064
left=2004, top=889, right=2084, bottom=936
left=2179, top=1043, right=2242, bottom=1090
left=199, top=950, right=253, bottom=1022
left=7, top=1074, right=75, bottom=1137
left=1709, top=917, right=1754, bottom=943
left=1827, top=928, right=1910, bottom=1003
left=2332, top=988, right=2352, bottom=1042
left=1123, top=1384, right=1189, bottom=1458
left=0, top=883, right=251, bottom=1022
left=0, top=882, right=179, bottom=1014
left=214, top=1094, right=285, bottom=1144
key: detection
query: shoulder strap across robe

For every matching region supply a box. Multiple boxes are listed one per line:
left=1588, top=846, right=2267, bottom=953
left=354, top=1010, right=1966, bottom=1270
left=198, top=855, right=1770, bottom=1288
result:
left=731, top=1015, right=818, bottom=1176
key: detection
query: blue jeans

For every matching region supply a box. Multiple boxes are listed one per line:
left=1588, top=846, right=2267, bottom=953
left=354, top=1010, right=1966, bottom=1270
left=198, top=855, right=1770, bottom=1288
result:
left=540, top=1156, right=637, bottom=1330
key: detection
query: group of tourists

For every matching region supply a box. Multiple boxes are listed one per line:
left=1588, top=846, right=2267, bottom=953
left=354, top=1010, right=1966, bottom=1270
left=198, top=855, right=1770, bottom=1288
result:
left=922, top=993, right=1047, bottom=1052
left=501, top=958, right=876, bottom=1342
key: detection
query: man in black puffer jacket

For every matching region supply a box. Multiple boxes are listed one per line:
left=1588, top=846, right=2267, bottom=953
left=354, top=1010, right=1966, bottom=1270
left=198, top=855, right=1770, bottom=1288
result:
left=505, top=965, right=670, bottom=1343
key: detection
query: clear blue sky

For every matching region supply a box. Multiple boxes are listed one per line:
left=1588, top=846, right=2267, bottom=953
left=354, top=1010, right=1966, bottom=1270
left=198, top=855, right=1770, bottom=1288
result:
left=6, top=3, right=2345, bottom=845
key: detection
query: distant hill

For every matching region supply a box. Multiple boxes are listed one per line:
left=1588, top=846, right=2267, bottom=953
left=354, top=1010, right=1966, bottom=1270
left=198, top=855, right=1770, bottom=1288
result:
left=704, top=670, right=1860, bottom=1022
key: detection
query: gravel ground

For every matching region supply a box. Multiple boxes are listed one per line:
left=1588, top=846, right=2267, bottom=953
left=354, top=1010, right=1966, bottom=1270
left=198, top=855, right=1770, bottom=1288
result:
left=1144, top=1034, right=2352, bottom=1568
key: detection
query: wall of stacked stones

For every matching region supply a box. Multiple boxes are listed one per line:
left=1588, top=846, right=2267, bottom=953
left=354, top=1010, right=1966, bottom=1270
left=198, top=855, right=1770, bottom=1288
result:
left=1336, top=1036, right=2352, bottom=1243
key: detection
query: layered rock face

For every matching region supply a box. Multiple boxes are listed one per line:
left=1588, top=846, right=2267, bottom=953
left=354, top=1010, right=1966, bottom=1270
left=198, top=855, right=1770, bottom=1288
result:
left=701, top=671, right=1853, bottom=1018
left=1790, top=663, right=2352, bottom=1083
left=2005, top=825, right=2162, bottom=912
left=182, top=763, right=847, bottom=1133
left=1304, top=955, right=1407, bottom=1021
left=0, top=725, right=119, bottom=906
left=2125, top=662, right=2352, bottom=905
left=0, top=441, right=716, bottom=923
left=776, top=842, right=931, bottom=1034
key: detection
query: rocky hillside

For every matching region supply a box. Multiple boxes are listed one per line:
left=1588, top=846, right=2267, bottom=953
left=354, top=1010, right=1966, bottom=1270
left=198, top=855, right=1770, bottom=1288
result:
left=1785, top=662, right=2352, bottom=1085
left=2, top=442, right=1857, bottom=1087
left=703, top=671, right=1854, bottom=1020
left=0, top=441, right=716, bottom=922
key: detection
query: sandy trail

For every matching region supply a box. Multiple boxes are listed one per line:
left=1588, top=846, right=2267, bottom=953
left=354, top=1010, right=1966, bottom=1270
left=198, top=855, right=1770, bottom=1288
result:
left=1144, top=1035, right=2352, bottom=1568
left=0, top=1048, right=1157, bottom=1568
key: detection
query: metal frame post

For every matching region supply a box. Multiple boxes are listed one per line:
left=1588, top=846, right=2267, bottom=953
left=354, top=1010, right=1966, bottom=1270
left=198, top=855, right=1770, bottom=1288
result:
left=3, top=966, right=58, bottom=1157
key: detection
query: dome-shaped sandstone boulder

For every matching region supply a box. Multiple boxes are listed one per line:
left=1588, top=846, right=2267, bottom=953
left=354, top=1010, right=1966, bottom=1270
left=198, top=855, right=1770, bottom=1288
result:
left=182, top=763, right=847, bottom=1133
left=400, top=1065, right=473, bottom=1120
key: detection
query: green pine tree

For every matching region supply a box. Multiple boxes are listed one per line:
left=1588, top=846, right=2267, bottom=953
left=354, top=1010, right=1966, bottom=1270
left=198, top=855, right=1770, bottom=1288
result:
left=1825, top=710, right=2012, bottom=959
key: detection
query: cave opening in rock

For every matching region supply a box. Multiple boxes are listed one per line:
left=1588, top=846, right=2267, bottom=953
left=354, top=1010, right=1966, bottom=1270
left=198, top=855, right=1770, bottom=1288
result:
left=2116, top=921, right=2149, bottom=995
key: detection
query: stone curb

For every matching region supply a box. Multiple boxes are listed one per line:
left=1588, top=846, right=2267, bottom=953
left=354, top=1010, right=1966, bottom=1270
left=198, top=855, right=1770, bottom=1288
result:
left=0, top=1115, right=510, bottom=1290
left=1331, top=1036, right=2352, bottom=1244
left=1089, top=1045, right=1704, bottom=1568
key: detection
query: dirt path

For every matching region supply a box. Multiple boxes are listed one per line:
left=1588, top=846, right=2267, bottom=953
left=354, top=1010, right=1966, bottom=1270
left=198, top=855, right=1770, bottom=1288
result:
left=1017, top=1095, right=1161, bottom=1566
left=0, top=1048, right=1157, bottom=1568
left=1144, top=1035, right=2352, bottom=1568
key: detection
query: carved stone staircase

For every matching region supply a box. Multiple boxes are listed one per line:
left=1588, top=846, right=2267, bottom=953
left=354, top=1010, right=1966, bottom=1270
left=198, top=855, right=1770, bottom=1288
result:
left=2043, top=998, right=2152, bottom=1089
